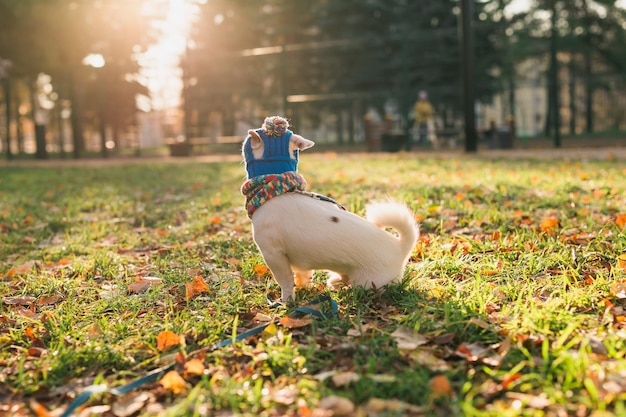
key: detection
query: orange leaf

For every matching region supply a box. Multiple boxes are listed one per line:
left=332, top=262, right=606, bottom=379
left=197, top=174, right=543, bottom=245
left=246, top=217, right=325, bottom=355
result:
left=279, top=316, right=312, bottom=329
left=501, top=372, right=521, bottom=389
left=27, top=347, right=46, bottom=357
left=156, top=331, right=180, bottom=352
left=159, top=370, right=187, bottom=394
left=253, top=264, right=270, bottom=277
left=184, top=358, right=205, bottom=377
left=540, top=217, right=559, bottom=232
left=209, top=215, right=221, bottom=225
left=429, top=375, right=452, bottom=397
left=2, top=268, right=16, bottom=278
left=617, top=255, right=626, bottom=273
left=29, top=398, right=53, bottom=417
left=592, top=189, right=605, bottom=199
left=185, top=276, right=209, bottom=300
left=616, top=213, right=626, bottom=229
left=24, top=326, right=37, bottom=342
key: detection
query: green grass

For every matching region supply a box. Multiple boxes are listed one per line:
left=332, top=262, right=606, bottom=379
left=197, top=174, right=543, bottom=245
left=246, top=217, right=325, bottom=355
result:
left=1, top=154, right=625, bottom=416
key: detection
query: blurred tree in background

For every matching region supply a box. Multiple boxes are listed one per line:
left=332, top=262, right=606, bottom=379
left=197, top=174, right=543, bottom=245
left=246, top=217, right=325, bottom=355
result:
left=1, top=0, right=626, bottom=158
left=0, top=0, right=152, bottom=159
left=185, top=0, right=505, bottom=137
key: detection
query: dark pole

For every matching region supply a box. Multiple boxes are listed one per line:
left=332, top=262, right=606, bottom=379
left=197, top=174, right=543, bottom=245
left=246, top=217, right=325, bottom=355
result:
left=461, top=0, right=477, bottom=152
left=550, top=2, right=561, bottom=148
left=2, top=77, right=11, bottom=160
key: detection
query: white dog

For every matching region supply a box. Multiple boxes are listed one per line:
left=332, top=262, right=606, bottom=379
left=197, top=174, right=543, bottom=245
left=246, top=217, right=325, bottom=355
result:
left=241, top=116, right=419, bottom=302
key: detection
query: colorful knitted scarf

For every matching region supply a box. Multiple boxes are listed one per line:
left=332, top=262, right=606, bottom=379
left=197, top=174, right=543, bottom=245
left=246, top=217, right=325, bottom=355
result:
left=241, top=171, right=307, bottom=219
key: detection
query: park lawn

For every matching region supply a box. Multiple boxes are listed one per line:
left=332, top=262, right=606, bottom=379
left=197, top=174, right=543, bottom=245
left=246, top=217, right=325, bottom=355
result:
left=1, top=153, right=626, bottom=417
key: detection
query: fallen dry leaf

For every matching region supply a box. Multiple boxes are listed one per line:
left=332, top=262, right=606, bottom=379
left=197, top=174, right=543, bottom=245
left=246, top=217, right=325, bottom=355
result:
left=618, top=254, right=626, bottom=273
left=540, top=217, right=559, bottom=232
left=253, top=312, right=273, bottom=322
left=159, top=370, right=187, bottom=394
left=391, top=326, right=429, bottom=350
left=36, top=293, right=64, bottom=306
left=183, top=358, right=205, bottom=377
left=409, top=349, right=451, bottom=371
left=455, top=342, right=493, bottom=362
left=29, top=398, right=53, bottom=417
left=331, top=371, right=360, bottom=387
left=363, top=398, right=426, bottom=415
left=253, top=264, right=270, bottom=277
left=271, top=385, right=298, bottom=405
left=3, top=296, right=36, bottom=305
left=615, top=213, right=626, bottom=229
left=263, top=322, right=278, bottom=335
left=506, top=392, right=551, bottom=409
left=127, top=277, right=163, bottom=294
left=429, top=374, right=453, bottom=398
left=610, top=281, right=626, bottom=299
left=279, top=316, right=312, bottom=329
left=111, top=392, right=151, bottom=417
left=185, top=275, right=210, bottom=300
left=156, top=331, right=181, bottom=352
left=317, top=395, right=355, bottom=416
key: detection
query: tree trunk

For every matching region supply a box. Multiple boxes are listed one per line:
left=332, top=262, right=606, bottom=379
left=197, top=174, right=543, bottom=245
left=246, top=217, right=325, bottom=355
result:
left=68, top=70, right=85, bottom=158
left=549, top=2, right=561, bottom=147
left=569, top=60, right=576, bottom=134
left=582, top=0, right=593, bottom=133
left=30, top=79, right=48, bottom=160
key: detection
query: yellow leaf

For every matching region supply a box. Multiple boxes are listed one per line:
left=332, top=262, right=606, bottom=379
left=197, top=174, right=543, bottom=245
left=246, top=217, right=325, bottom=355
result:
left=159, top=370, right=187, bottom=394
left=263, top=322, right=278, bottom=335
left=616, top=213, right=626, bottom=229
left=156, top=331, right=180, bottom=352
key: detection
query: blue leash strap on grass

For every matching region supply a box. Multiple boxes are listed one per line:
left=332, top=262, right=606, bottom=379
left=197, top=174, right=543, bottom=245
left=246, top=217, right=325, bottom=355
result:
left=208, top=322, right=271, bottom=351
left=59, top=363, right=175, bottom=417
left=58, top=296, right=336, bottom=416
left=292, top=295, right=338, bottom=319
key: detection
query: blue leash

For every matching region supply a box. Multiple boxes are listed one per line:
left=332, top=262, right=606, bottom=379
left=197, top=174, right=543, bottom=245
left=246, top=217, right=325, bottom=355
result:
left=58, top=296, right=337, bottom=417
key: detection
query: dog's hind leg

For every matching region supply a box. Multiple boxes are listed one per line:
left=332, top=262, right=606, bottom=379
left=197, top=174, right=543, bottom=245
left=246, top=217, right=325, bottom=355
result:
left=261, top=249, right=296, bottom=302
left=293, top=268, right=313, bottom=287
left=327, top=271, right=350, bottom=290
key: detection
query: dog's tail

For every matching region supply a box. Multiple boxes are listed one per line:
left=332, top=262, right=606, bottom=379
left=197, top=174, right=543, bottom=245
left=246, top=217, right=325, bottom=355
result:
left=366, top=201, right=419, bottom=257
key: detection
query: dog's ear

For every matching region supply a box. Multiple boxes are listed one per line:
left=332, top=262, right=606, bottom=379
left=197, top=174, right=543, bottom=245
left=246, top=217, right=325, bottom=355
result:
left=248, top=129, right=263, bottom=149
left=291, top=134, right=315, bottom=151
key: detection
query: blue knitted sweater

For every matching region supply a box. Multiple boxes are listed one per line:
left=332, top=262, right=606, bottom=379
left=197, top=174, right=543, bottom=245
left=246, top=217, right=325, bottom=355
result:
left=243, top=129, right=299, bottom=179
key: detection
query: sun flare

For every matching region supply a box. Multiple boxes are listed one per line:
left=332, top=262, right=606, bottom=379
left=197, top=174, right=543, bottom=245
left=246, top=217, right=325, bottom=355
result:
left=137, top=0, right=198, bottom=111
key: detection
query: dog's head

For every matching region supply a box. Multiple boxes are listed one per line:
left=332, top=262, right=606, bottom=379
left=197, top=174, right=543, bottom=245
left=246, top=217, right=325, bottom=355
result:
left=242, top=116, right=314, bottom=179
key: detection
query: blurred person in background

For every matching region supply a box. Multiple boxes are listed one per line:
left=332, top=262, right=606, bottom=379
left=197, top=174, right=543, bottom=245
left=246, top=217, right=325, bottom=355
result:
left=414, top=90, right=434, bottom=145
